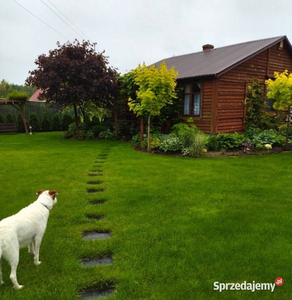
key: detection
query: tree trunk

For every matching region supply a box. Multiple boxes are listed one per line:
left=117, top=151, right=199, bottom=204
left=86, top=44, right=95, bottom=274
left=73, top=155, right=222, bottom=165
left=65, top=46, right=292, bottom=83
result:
left=73, top=103, right=80, bottom=136
left=147, top=114, right=151, bottom=152
left=11, top=102, right=29, bottom=134
left=140, top=116, right=144, bottom=143
left=21, top=114, right=29, bottom=134
left=284, top=106, right=291, bottom=150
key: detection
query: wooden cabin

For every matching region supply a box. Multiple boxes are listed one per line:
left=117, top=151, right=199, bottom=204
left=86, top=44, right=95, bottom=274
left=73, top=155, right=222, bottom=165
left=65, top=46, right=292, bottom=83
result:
left=153, top=36, right=292, bottom=133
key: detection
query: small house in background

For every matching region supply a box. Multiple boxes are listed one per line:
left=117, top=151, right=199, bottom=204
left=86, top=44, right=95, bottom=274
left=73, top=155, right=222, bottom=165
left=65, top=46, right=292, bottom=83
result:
left=29, top=89, right=46, bottom=102
left=153, top=35, right=292, bottom=133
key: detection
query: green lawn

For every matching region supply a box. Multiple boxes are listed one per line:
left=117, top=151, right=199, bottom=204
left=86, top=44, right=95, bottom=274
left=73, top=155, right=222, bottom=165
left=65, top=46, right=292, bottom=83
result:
left=0, top=132, right=292, bottom=300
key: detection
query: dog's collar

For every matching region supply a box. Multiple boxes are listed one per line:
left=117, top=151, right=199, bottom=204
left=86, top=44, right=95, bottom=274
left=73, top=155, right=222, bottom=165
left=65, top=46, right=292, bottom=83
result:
left=41, top=203, right=50, bottom=211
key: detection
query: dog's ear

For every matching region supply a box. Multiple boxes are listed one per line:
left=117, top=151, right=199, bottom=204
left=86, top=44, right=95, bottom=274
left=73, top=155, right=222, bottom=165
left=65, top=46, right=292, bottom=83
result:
left=36, top=190, right=45, bottom=196
left=49, top=190, right=59, bottom=200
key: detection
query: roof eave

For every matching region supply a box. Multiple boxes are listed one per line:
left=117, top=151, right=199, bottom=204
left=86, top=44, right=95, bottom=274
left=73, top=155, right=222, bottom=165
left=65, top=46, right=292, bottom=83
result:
left=217, top=36, right=289, bottom=77
left=177, top=74, right=217, bottom=81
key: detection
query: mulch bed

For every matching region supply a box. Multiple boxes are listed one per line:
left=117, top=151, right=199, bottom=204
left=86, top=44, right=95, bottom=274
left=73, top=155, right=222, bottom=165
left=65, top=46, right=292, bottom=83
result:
left=134, top=144, right=292, bottom=158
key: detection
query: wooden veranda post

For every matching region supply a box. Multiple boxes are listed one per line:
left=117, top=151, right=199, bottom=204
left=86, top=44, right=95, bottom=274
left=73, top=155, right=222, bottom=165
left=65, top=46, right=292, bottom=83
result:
left=1, top=100, right=29, bottom=134
left=147, top=114, right=151, bottom=152
left=114, top=99, right=118, bottom=139
left=73, top=103, right=80, bottom=135
left=285, top=105, right=292, bottom=150
left=140, top=116, right=144, bottom=142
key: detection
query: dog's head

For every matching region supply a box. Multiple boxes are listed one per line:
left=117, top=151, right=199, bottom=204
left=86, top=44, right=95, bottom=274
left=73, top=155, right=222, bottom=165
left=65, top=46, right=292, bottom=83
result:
left=36, top=190, right=58, bottom=209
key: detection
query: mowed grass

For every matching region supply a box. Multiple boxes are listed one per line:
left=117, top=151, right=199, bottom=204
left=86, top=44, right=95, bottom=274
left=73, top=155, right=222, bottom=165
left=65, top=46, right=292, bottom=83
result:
left=0, top=132, right=292, bottom=300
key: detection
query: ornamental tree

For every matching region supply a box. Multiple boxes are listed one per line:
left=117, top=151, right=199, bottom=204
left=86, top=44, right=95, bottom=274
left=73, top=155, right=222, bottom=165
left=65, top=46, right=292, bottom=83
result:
left=266, top=70, right=292, bottom=149
left=245, top=78, right=265, bottom=130
left=26, top=40, right=117, bottom=135
left=128, top=61, right=178, bottom=152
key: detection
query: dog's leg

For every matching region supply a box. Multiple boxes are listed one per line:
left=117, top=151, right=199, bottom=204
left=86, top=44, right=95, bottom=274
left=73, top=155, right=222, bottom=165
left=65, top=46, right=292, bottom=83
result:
left=10, top=264, right=23, bottom=290
left=28, top=242, right=35, bottom=255
left=8, top=251, right=23, bottom=290
left=0, top=254, right=3, bottom=285
left=33, top=237, right=43, bottom=265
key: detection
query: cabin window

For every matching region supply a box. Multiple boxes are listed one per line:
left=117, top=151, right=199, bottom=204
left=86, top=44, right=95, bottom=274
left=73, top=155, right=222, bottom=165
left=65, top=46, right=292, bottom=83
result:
left=266, top=89, right=276, bottom=112
left=183, top=83, right=201, bottom=116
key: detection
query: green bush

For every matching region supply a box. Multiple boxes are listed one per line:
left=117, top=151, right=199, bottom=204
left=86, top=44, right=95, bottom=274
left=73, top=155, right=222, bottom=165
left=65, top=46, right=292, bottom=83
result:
left=92, top=124, right=107, bottom=137
left=132, top=133, right=141, bottom=143
left=8, top=90, right=28, bottom=101
left=86, top=130, right=94, bottom=140
left=117, top=121, right=139, bottom=140
left=182, top=133, right=206, bottom=157
left=0, top=115, right=3, bottom=123
left=99, top=130, right=115, bottom=140
left=216, top=132, right=245, bottom=150
left=245, top=129, right=285, bottom=148
left=159, top=135, right=182, bottom=152
left=63, top=123, right=76, bottom=139
left=41, top=113, right=51, bottom=132
left=206, top=133, right=220, bottom=151
left=171, top=122, right=201, bottom=136
left=5, top=113, right=14, bottom=123
left=179, top=130, right=197, bottom=149
left=279, top=125, right=292, bottom=139
left=63, top=122, right=89, bottom=139
left=29, top=112, right=40, bottom=132
left=52, top=114, right=62, bottom=131
left=140, top=134, right=162, bottom=150
left=244, top=78, right=283, bottom=131
left=61, top=113, right=73, bottom=131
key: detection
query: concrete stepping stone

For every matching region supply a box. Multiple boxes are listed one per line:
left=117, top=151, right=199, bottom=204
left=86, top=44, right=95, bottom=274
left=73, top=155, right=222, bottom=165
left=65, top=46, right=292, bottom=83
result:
left=81, top=256, right=113, bottom=267
left=80, top=286, right=115, bottom=299
left=83, top=231, right=111, bottom=240
left=87, top=181, right=103, bottom=185
left=87, top=188, right=104, bottom=194
left=88, top=199, right=106, bottom=205
left=88, top=173, right=103, bottom=177
left=86, top=214, right=104, bottom=220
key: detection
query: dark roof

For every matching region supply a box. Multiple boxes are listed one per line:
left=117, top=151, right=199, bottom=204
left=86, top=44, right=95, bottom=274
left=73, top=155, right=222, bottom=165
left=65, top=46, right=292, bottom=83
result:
left=153, top=36, right=291, bottom=79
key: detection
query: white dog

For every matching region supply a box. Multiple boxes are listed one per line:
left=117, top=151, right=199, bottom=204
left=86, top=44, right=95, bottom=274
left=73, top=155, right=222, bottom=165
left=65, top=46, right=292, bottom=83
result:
left=0, top=190, right=58, bottom=289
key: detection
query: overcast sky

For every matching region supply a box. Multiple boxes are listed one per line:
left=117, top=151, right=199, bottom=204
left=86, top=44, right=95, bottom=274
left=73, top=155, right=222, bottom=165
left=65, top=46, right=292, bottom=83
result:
left=1, top=0, right=292, bottom=85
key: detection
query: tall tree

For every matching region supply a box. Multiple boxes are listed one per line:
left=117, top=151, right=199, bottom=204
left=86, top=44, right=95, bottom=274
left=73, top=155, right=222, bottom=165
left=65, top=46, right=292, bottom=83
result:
left=0, top=80, right=12, bottom=98
left=245, top=78, right=265, bottom=130
left=26, top=40, right=117, bottom=134
left=0, top=80, right=36, bottom=98
left=266, top=70, right=292, bottom=149
left=128, top=61, right=178, bottom=152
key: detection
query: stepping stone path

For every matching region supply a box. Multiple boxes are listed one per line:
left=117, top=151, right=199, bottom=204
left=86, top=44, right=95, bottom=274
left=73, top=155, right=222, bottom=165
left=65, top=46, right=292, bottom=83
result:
left=87, top=188, right=104, bottom=194
left=88, top=174, right=103, bottom=177
left=80, top=286, right=115, bottom=299
left=80, top=147, right=116, bottom=298
left=83, top=231, right=111, bottom=240
left=87, top=181, right=103, bottom=185
left=82, top=256, right=113, bottom=267
left=85, top=214, right=104, bottom=220
left=89, top=199, right=106, bottom=205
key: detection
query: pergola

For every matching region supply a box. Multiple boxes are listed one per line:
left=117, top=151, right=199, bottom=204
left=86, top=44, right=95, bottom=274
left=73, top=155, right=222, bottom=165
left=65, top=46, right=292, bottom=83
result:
left=0, top=99, right=29, bottom=133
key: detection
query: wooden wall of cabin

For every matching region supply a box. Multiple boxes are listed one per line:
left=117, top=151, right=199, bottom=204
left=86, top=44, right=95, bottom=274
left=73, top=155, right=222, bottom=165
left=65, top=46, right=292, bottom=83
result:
left=181, top=78, right=215, bottom=134
left=216, top=40, right=292, bottom=133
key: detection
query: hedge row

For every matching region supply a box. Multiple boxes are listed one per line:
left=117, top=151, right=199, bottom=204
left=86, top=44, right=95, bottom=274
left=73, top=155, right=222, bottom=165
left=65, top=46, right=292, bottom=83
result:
left=0, top=112, right=74, bottom=132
